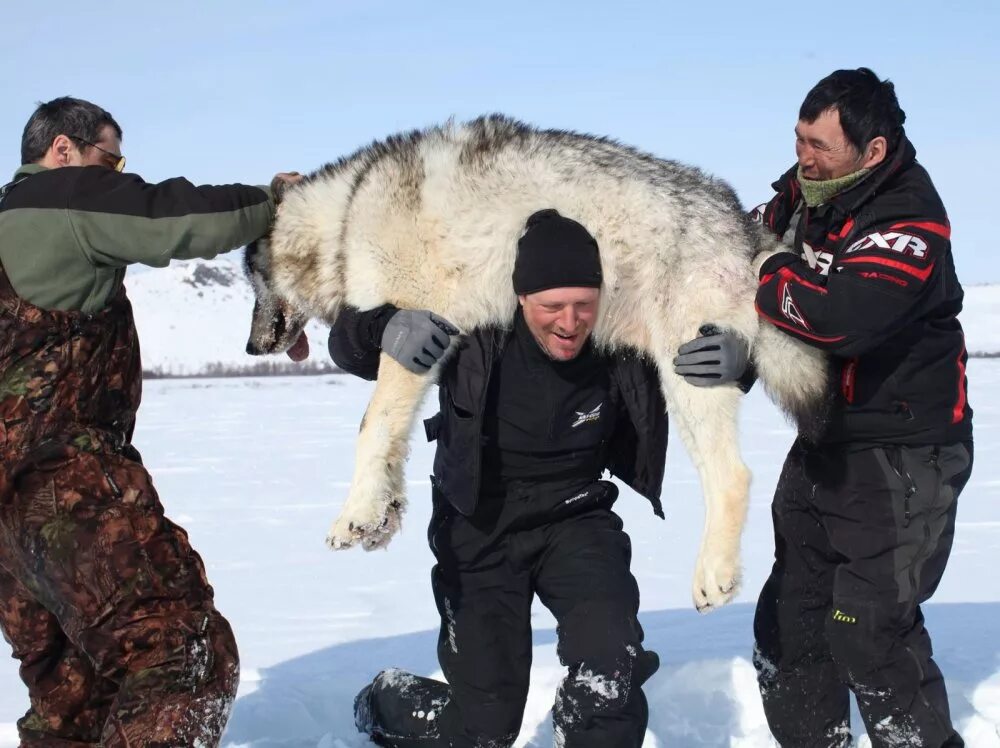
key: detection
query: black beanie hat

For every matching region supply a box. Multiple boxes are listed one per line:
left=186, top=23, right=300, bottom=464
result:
left=512, top=209, right=602, bottom=295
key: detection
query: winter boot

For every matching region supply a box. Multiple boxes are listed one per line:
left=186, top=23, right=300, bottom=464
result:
left=354, top=669, right=452, bottom=747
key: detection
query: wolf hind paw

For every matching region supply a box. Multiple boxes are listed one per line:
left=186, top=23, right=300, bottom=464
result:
left=692, top=549, right=742, bottom=613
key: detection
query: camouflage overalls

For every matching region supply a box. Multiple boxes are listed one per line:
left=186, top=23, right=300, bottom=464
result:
left=0, top=262, right=238, bottom=746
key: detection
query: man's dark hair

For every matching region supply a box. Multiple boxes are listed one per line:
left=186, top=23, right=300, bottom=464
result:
left=20, top=96, right=122, bottom=164
left=799, top=68, right=906, bottom=154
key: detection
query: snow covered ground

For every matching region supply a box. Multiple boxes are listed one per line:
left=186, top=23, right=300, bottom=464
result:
left=0, top=361, right=997, bottom=746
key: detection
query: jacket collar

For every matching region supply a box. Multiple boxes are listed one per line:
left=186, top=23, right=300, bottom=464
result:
left=12, top=164, right=48, bottom=180
left=828, top=135, right=916, bottom=213
left=1, top=164, right=48, bottom=204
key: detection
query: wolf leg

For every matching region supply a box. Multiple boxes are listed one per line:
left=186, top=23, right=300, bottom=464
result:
left=660, top=368, right=750, bottom=612
left=753, top=322, right=830, bottom=441
left=327, top=354, right=434, bottom=551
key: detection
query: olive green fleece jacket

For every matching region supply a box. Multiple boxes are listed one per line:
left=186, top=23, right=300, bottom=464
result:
left=0, top=164, right=274, bottom=313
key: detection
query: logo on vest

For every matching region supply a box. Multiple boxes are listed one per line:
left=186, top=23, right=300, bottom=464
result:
left=571, top=402, right=602, bottom=428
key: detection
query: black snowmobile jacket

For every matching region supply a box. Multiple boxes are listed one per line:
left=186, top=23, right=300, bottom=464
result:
left=753, top=136, right=973, bottom=446
left=328, top=305, right=668, bottom=517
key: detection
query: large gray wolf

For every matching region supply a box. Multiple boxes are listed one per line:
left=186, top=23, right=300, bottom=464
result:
left=245, top=114, right=826, bottom=612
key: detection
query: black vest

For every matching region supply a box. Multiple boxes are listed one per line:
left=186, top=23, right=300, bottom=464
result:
left=480, top=311, right=617, bottom=484
left=424, top=324, right=667, bottom=517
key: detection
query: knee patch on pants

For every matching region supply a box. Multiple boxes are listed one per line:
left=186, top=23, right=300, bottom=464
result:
left=98, top=610, right=239, bottom=746
left=557, top=601, right=643, bottom=668
left=556, top=603, right=659, bottom=721
left=89, top=608, right=239, bottom=716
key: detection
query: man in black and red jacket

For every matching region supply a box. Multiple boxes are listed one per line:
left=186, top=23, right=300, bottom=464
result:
left=745, top=69, right=973, bottom=747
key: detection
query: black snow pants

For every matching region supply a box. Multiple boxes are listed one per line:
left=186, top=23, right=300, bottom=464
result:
left=753, top=438, right=973, bottom=748
left=355, top=478, right=658, bottom=748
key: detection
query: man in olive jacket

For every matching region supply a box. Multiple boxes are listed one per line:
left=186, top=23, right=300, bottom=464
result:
left=0, top=96, right=295, bottom=747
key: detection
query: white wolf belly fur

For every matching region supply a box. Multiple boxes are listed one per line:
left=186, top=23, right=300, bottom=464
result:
left=255, top=115, right=826, bottom=612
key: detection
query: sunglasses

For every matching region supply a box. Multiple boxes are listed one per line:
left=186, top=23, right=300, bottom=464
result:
left=70, top=135, right=126, bottom=172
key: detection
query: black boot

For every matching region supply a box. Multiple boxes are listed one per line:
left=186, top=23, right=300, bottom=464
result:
left=354, top=669, right=453, bottom=747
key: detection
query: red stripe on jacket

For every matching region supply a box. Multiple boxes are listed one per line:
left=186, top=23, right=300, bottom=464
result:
left=953, top=341, right=968, bottom=424
left=890, top=220, right=951, bottom=239
left=841, top=255, right=936, bottom=282
left=828, top=217, right=856, bottom=243
left=778, top=265, right=827, bottom=294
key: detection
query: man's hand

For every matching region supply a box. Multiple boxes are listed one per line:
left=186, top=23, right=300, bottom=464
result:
left=752, top=248, right=795, bottom=278
left=673, top=325, right=750, bottom=387
left=381, top=310, right=459, bottom=373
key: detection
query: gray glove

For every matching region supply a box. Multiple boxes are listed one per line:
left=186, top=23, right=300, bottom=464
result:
left=381, top=309, right=459, bottom=373
left=673, top=325, right=750, bottom=387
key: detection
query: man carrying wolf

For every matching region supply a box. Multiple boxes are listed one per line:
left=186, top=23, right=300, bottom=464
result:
left=329, top=208, right=753, bottom=747
left=0, top=96, right=297, bottom=746
left=681, top=68, right=974, bottom=747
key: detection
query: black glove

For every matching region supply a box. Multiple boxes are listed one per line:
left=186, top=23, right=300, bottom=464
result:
left=381, top=309, right=459, bottom=373
left=673, top=325, right=750, bottom=387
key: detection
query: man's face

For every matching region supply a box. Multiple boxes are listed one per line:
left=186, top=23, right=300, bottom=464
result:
left=795, top=107, right=864, bottom=181
left=519, top=286, right=601, bottom=361
left=65, top=125, right=123, bottom=169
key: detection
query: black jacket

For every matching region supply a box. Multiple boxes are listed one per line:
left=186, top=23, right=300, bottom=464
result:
left=329, top=306, right=668, bottom=517
left=753, top=137, right=973, bottom=445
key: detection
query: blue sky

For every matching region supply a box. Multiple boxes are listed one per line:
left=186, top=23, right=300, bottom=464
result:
left=3, top=0, right=997, bottom=281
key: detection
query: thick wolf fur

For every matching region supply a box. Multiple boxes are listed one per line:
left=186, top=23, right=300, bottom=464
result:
left=245, top=115, right=827, bottom=611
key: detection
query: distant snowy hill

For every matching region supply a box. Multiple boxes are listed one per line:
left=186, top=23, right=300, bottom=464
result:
left=964, top=284, right=1000, bottom=356
left=126, top=258, right=1000, bottom=377
left=126, top=256, right=333, bottom=376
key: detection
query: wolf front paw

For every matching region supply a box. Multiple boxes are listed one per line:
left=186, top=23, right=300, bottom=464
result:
left=325, top=496, right=404, bottom=551
left=692, top=548, right=742, bottom=613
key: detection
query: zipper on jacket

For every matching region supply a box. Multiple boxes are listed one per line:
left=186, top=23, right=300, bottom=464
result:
left=902, top=466, right=917, bottom=529
left=906, top=448, right=941, bottom=605
left=893, top=400, right=914, bottom=422
left=469, top=330, right=506, bottom=499
left=102, top=464, right=123, bottom=498
left=894, top=450, right=949, bottom=742
left=885, top=447, right=917, bottom=528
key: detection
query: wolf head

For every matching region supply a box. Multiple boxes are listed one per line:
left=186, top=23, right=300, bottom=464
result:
left=243, top=236, right=311, bottom=357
